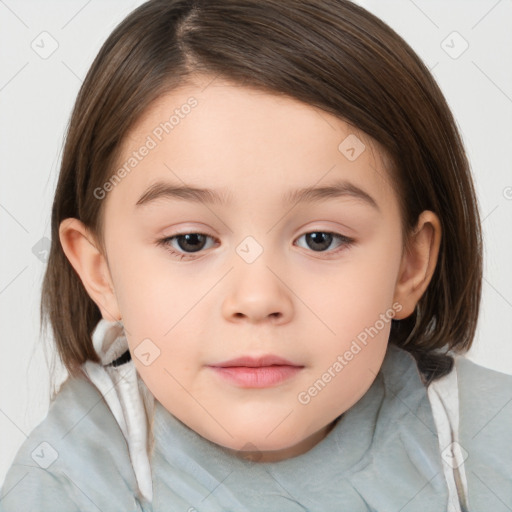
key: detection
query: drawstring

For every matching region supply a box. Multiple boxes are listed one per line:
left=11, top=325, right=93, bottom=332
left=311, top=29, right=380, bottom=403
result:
left=427, top=357, right=469, bottom=512
left=81, top=318, right=154, bottom=503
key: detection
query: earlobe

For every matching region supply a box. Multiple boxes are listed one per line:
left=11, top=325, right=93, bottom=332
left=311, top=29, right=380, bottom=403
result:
left=393, top=211, right=442, bottom=320
left=59, top=218, right=121, bottom=322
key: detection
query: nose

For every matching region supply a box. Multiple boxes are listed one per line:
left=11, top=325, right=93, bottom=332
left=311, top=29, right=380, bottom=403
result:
left=221, top=260, right=294, bottom=325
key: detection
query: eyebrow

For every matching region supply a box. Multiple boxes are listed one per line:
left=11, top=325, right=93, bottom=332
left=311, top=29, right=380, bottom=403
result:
left=135, top=179, right=380, bottom=211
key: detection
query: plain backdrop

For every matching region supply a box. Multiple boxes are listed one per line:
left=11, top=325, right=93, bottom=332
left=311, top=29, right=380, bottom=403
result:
left=1, top=0, right=511, bottom=488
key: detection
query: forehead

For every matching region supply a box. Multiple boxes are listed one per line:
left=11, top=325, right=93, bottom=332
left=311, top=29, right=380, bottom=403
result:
left=108, top=76, right=396, bottom=212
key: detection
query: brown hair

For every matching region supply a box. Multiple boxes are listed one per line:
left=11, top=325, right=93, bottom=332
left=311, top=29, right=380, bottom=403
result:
left=41, top=0, right=482, bottom=392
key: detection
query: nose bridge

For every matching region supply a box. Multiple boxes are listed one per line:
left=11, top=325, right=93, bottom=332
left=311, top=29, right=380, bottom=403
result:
left=221, top=233, right=294, bottom=323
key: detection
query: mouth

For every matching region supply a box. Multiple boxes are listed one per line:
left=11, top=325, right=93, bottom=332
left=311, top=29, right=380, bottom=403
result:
left=207, top=355, right=304, bottom=388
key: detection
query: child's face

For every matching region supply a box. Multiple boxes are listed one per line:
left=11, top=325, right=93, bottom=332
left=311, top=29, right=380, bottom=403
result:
left=98, top=76, right=413, bottom=460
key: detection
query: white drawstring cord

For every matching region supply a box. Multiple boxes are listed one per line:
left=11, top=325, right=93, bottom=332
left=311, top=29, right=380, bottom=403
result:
left=427, top=357, right=469, bottom=512
left=81, top=318, right=154, bottom=503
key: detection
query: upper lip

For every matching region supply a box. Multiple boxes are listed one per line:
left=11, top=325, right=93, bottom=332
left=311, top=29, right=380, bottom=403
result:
left=208, top=355, right=303, bottom=368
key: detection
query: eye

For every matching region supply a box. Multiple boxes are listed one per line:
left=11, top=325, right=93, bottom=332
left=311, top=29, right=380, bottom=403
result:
left=157, top=233, right=217, bottom=260
left=157, top=230, right=355, bottom=260
left=294, top=231, right=354, bottom=255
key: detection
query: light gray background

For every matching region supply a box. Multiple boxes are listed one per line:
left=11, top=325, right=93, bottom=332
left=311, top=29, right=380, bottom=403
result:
left=1, top=0, right=511, bottom=487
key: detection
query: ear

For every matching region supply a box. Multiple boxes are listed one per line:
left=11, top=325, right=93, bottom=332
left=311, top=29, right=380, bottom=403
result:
left=59, top=218, right=121, bottom=322
left=393, top=210, right=442, bottom=319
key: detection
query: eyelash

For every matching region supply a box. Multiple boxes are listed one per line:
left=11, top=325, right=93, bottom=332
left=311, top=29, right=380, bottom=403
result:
left=156, top=231, right=355, bottom=260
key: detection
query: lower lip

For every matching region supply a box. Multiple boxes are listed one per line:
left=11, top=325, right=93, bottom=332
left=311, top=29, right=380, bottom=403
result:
left=208, top=365, right=302, bottom=388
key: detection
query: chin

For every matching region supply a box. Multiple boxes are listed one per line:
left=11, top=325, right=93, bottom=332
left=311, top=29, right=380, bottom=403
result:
left=193, top=414, right=315, bottom=456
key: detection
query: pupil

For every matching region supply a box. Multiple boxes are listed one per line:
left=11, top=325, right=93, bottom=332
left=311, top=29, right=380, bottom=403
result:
left=179, top=234, right=206, bottom=252
left=308, top=232, right=332, bottom=251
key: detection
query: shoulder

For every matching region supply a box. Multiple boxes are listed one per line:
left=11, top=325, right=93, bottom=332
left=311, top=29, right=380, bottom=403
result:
left=455, top=355, right=512, bottom=434
left=454, top=356, right=512, bottom=511
left=0, top=374, right=147, bottom=512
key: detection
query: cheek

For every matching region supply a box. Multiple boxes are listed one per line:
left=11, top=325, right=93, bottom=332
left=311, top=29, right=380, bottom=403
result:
left=106, top=243, right=203, bottom=385
left=109, top=239, right=185, bottom=325
left=293, top=232, right=401, bottom=404
left=125, top=314, right=202, bottom=414
left=294, top=233, right=401, bottom=340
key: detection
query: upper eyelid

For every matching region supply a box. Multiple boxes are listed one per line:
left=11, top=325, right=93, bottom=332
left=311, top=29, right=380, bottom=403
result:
left=161, top=231, right=354, bottom=252
left=163, top=229, right=351, bottom=240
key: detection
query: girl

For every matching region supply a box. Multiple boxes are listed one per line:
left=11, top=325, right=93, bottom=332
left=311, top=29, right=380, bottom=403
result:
left=1, top=0, right=511, bottom=511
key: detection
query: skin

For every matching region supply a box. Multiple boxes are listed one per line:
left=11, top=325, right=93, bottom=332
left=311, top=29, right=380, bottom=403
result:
left=59, top=75, right=441, bottom=462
